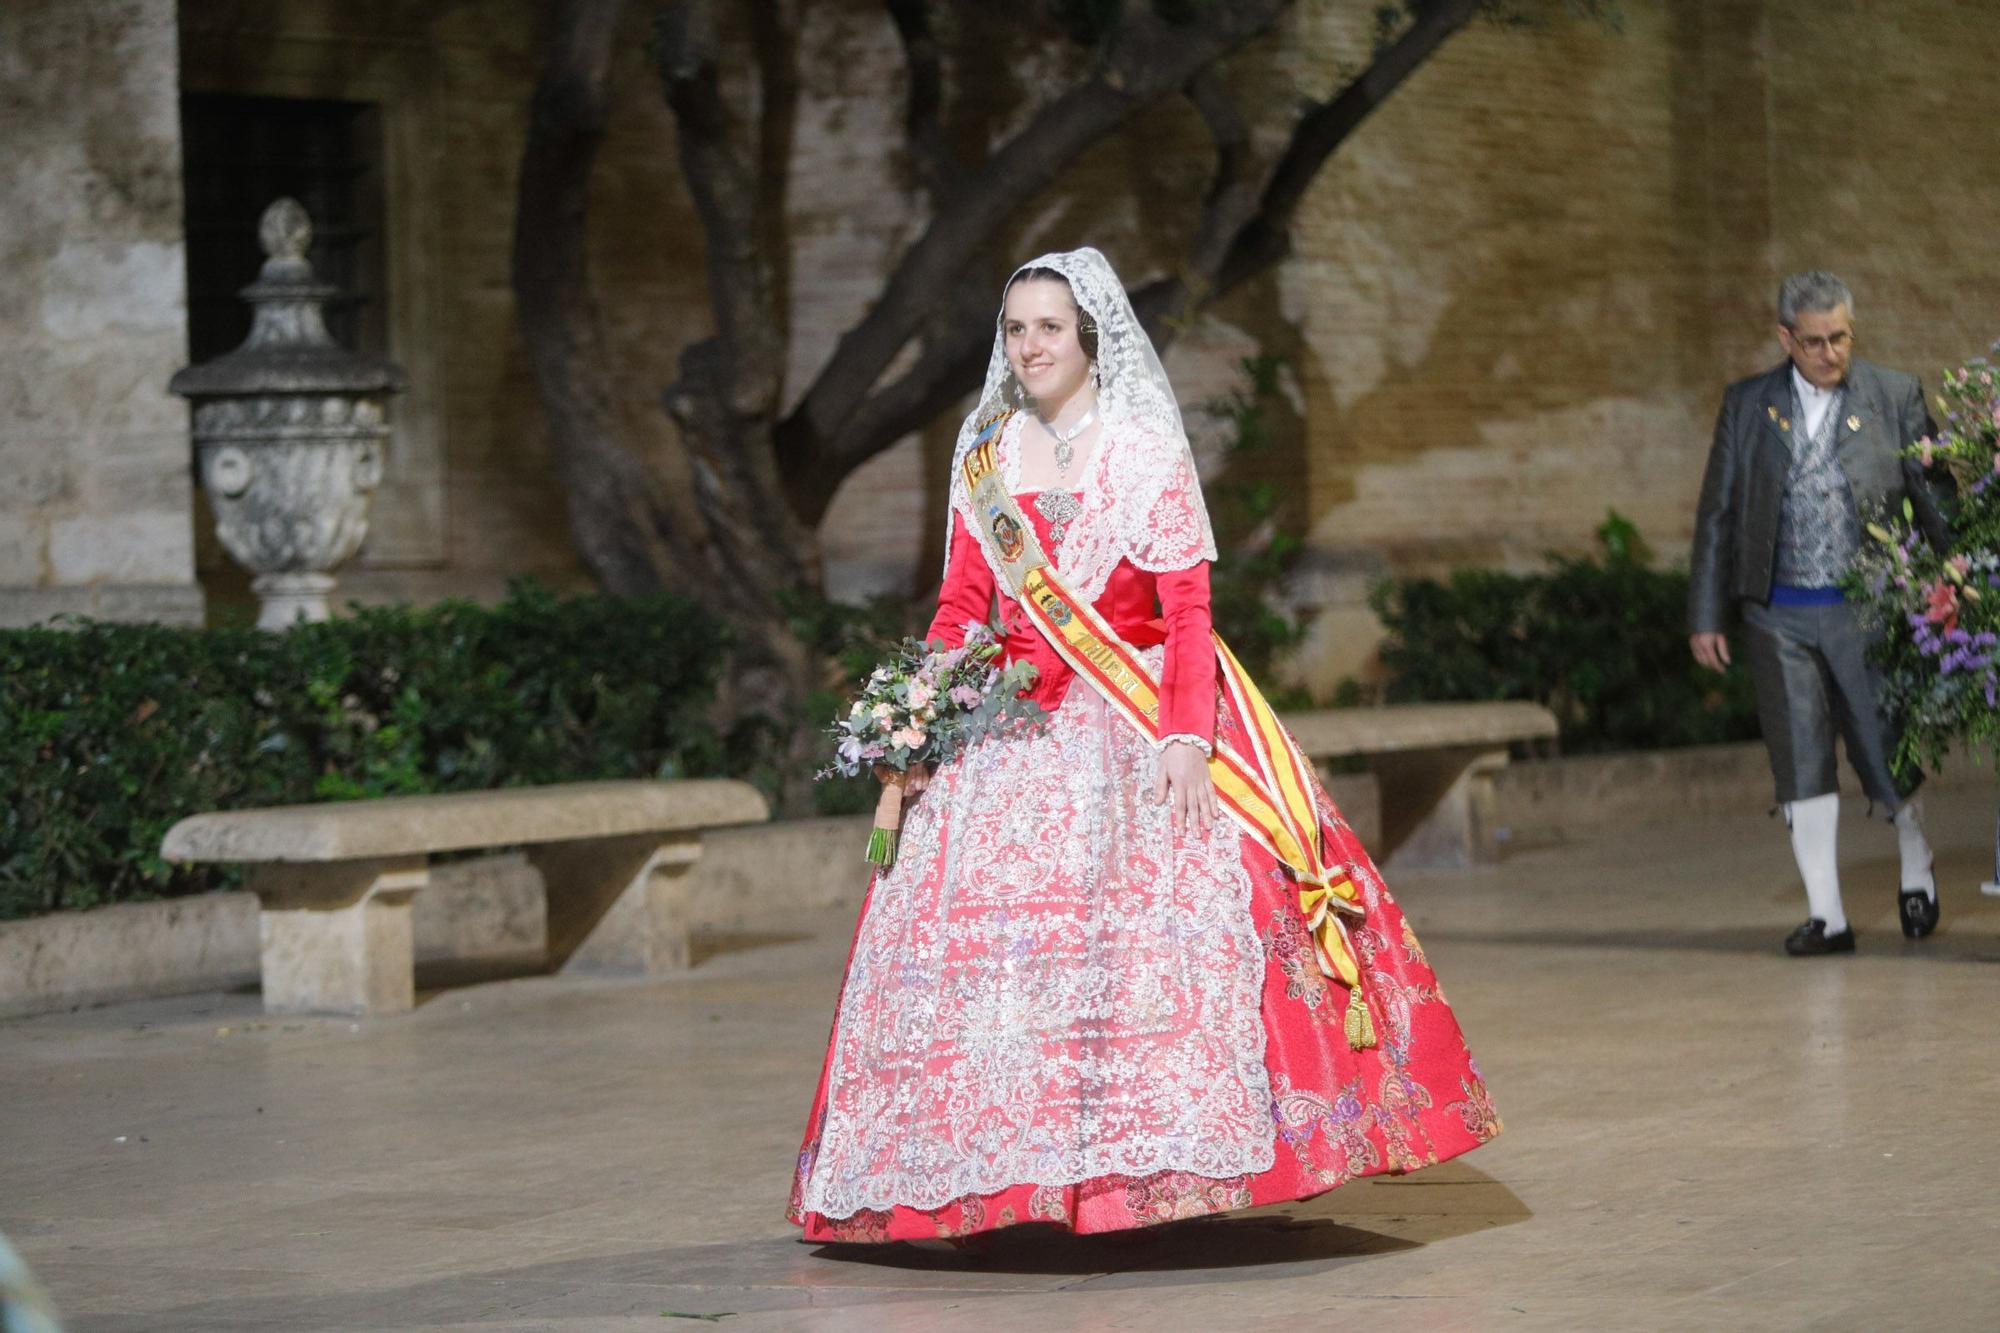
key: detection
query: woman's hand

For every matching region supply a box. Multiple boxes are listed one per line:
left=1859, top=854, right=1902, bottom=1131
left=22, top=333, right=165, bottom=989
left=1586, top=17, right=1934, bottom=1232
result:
left=877, top=763, right=930, bottom=799
left=1154, top=740, right=1216, bottom=836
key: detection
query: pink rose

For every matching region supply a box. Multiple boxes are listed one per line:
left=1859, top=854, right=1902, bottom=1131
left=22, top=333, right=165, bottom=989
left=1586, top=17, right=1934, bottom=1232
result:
left=907, top=683, right=934, bottom=709
left=894, top=725, right=927, bottom=750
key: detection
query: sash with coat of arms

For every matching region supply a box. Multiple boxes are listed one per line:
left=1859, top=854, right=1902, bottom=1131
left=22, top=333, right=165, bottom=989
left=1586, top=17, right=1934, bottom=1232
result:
left=957, top=411, right=1378, bottom=1048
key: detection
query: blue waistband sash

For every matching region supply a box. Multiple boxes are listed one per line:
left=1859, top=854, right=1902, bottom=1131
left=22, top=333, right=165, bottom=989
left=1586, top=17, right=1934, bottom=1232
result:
left=1769, top=584, right=1846, bottom=607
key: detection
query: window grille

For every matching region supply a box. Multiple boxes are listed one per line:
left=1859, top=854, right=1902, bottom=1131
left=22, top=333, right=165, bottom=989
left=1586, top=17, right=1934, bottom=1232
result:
left=179, top=93, right=385, bottom=363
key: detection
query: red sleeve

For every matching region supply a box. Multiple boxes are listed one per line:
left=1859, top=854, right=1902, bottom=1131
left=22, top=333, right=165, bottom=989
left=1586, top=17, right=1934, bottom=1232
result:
left=925, top=511, right=997, bottom=648
left=1155, top=562, right=1217, bottom=747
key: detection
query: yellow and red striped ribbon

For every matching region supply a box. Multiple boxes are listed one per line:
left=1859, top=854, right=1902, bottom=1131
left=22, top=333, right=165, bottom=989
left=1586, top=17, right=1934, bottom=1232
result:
left=961, top=434, right=1366, bottom=993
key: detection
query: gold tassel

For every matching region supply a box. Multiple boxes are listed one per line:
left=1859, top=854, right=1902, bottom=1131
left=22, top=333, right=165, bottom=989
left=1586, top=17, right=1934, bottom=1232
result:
left=1344, top=986, right=1377, bottom=1050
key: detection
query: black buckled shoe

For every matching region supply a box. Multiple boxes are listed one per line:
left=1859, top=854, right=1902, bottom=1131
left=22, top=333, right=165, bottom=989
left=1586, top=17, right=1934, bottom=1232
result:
left=1898, top=889, right=1940, bottom=940
left=1784, top=918, right=1855, bottom=956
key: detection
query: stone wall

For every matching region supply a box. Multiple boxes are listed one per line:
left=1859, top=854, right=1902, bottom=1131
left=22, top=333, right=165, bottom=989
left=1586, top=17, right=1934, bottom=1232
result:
left=0, top=0, right=202, bottom=626
left=11, top=2, right=1997, bottom=656
left=1765, top=1, right=2000, bottom=370
left=1248, top=0, right=2000, bottom=692
left=824, top=1, right=2000, bottom=692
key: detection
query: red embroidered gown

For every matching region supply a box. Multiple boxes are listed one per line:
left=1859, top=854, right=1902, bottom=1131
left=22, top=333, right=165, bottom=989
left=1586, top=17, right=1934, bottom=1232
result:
left=787, top=493, right=1498, bottom=1242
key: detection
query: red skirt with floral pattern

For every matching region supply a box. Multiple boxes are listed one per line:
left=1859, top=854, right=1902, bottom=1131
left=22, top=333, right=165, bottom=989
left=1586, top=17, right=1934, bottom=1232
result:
left=787, top=748, right=1499, bottom=1242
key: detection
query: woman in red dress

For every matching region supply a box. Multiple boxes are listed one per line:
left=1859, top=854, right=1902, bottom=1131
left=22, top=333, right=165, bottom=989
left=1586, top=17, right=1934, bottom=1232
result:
left=788, top=248, right=1498, bottom=1243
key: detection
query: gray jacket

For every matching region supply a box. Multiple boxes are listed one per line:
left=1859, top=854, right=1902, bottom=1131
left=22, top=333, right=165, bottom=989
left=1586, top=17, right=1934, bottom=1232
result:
left=1688, top=358, right=1951, bottom=633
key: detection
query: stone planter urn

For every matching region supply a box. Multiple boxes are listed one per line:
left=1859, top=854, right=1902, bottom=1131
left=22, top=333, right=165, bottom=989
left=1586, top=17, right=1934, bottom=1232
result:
left=170, top=198, right=406, bottom=629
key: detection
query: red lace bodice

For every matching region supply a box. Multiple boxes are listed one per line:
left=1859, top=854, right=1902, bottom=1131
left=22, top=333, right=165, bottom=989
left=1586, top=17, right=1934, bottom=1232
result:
left=926, top=493, right=1218, bottom=746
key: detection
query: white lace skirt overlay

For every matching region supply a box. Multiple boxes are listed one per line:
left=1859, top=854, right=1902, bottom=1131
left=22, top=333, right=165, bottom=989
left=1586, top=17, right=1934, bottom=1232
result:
left=799, top=672, right=1276, bottom=1220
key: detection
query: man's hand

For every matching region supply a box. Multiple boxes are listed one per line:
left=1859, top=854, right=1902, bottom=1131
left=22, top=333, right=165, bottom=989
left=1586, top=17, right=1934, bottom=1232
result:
left=1690, top=632, right=1732, bottom=673
left=1154, top=741, right=1217, bottom=837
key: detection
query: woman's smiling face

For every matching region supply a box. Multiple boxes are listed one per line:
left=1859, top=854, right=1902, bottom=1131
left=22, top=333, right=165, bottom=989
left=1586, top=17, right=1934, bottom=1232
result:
left=1002, top=277, right=1092, bottom=409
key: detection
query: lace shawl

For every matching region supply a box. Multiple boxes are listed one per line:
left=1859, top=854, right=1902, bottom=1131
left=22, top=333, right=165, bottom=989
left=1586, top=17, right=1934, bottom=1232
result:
left=946, top=247, right=1218, bottom=603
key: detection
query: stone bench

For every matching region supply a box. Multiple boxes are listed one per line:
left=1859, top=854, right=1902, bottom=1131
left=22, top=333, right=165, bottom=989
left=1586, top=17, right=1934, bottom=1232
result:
left=1284, top=701, right=1560, bottom=870
left=160, top=779, right=769, bottom=1017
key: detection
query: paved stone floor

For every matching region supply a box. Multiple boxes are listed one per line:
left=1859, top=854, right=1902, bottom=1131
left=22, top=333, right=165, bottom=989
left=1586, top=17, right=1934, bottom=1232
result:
left=5, top=786, right=1998, bottom=1332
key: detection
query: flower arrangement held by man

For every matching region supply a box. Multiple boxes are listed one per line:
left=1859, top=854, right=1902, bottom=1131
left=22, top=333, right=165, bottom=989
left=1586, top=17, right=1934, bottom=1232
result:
left=1847, top=350, right=2000, bottom=897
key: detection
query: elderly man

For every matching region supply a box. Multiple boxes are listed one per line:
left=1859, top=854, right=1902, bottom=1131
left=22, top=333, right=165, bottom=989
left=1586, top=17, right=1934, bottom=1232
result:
left=1689, top=271, right=1953, bottom=955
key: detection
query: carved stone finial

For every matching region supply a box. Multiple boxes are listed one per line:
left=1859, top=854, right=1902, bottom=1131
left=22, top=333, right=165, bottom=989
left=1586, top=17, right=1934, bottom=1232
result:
left=170, top=196, right=406, bottom=629
left=259, top=197, right=312, bottom=261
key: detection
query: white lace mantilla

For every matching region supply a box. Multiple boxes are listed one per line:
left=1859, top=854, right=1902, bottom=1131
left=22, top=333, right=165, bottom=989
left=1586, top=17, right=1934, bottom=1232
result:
left=945, top=246, right=1218, bottom=604
left=797, top=661, right=1272, bottom=1220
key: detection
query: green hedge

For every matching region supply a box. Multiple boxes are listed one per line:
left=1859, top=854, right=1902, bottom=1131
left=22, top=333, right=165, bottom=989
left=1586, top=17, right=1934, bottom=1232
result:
left=0, top=583, right=727, bottom=921
left=1369, top=515, right=1762, bottom=754
left=1, top=512, right=1765, bottom=922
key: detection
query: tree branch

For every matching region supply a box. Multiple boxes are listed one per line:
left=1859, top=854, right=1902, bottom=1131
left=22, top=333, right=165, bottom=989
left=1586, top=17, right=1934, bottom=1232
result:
left=887, top=0, right=956, bottom=195
left=1182, top=67, right=1257, bottom=279
left=1230, top=0, right=1483, bottom=283
left=653, top=0, right=784, bottom=405
left=787, top=273, right=995, bottom=520
left=513, top=0, right=699, bottom=597
left=654, top=0, right=820, bottom=608
left=748, top=0, right=797, bottom=329
left=1157, top=0, right=1486, bottom=337
left=781, top=1, right=1291, bottom=463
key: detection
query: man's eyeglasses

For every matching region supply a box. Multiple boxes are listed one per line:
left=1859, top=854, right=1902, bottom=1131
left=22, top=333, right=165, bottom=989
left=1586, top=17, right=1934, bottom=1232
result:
left=1788, top=329, right=1853, bottom=355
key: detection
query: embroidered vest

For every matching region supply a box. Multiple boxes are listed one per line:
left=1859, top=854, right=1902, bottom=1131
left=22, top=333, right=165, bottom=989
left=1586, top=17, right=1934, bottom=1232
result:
left=1774, top=387, right=1862, bottom=588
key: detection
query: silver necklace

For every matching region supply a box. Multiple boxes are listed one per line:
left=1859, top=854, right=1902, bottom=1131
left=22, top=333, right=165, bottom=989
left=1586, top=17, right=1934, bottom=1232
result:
left=1031, top=407, right=1095, bottom=548
left=1042, top=406, right=1097, bottom=476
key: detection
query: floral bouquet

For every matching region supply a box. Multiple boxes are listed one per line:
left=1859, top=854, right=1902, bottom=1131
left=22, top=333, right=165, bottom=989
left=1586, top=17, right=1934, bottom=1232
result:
left=1845, top=351, right=2000, bottom=779
left=819, top=622, right=1042, bottom=867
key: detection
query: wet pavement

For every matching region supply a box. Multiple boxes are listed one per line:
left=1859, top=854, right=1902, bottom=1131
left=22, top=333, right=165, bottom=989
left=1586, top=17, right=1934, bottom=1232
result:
left=5, top=785, right=1998, bottom=1330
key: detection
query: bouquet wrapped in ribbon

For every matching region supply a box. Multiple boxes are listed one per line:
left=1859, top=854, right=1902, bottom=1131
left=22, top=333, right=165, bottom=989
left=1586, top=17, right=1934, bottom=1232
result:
left=819, top=622, right=1042, bottom=867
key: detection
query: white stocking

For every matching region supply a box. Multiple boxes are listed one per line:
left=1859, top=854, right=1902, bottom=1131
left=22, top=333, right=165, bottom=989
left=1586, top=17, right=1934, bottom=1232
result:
left=1786, top=792, right=1845, bottom=933
left=1895, top=798, right=1937, bottom=900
